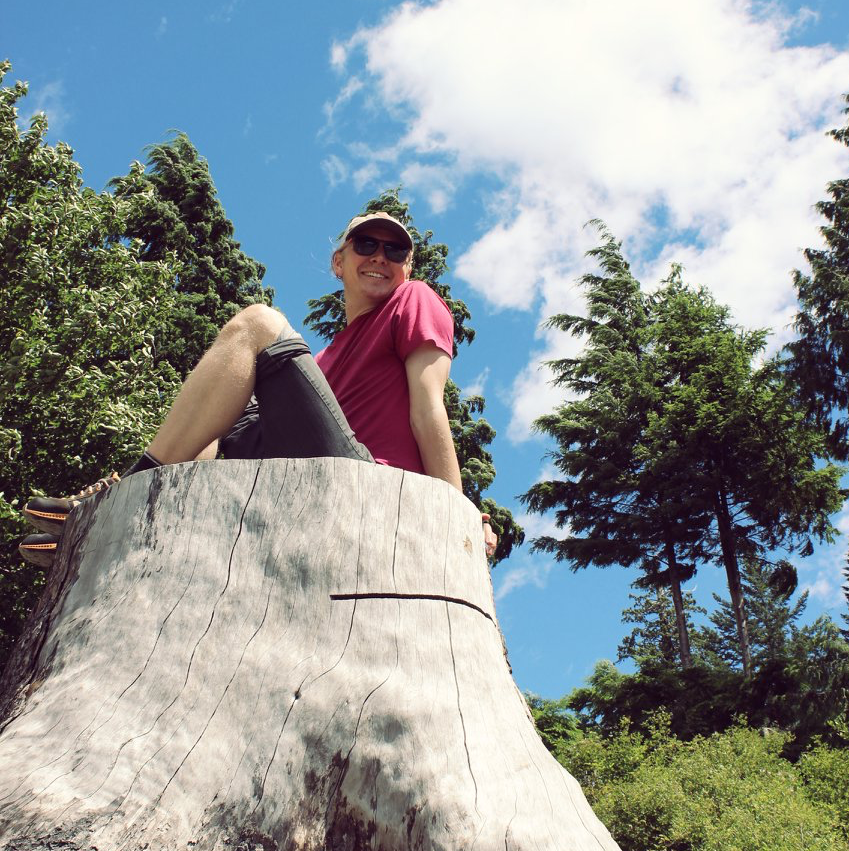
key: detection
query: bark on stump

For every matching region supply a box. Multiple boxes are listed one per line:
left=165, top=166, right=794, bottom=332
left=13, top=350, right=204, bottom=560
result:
left=0, top=458, right=621, bottom=851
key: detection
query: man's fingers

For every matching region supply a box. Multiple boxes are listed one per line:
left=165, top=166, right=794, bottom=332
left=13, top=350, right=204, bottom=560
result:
left=483, top=522, right=498, bottom=557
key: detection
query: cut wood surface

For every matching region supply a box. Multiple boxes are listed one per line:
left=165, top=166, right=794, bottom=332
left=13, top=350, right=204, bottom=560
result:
left=0, top=458, right=621, bottom=850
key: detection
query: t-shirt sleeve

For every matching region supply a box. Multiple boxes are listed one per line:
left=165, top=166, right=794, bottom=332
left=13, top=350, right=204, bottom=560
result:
left=393, top=280, right=455, bottom=362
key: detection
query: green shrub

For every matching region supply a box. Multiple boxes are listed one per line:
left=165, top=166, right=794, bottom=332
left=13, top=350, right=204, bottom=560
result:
left=555, top=719, right=846, bottom=851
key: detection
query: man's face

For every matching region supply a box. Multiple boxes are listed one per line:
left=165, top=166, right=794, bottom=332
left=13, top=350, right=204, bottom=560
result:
left=333, top=225, right=411, bottom=308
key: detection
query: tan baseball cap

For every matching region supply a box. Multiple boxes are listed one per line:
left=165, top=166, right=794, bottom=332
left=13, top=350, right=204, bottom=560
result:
left=339, top=211, right=413, bottom=251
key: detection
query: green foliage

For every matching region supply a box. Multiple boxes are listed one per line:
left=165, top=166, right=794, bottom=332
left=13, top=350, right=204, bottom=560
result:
left=566, top=608, right=849, bottom=756
left=618, top=586, right=706, bottom=667
left=695, top=558, right=808, bottom=670
left=558, top=720, right=846, bottom=851
left=304, top=188, right=523, bottom=564
left=109, top=132, right=273, bottom=378
left=841, top=550, right=849, bottom=642
left=0, top=62, right=182, bottom=662
left=799, top=734, right=849, bottom=843
left=525, top=694, right=581, bottom=765
left=524, top=224, right=843, bottom=675
left=786, top=95, right=849, bottom=460
left=0, top=64, right=271, bottom=666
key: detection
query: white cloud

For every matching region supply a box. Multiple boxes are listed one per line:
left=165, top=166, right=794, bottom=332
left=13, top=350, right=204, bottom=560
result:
left=157, top=16, right=168, bottom=38
left=352, top=162, right=380, bottom=192
left=25, top=80, right=71, bottom=135
left=837, top=503, right=849, bottom=536
left=400, top=161, right=457, bottom=213
left=322, top=76, right=364, bottom=127
left=330, top=41, right=348, bottom=72
left=321, top=154, right=348, bottom=187
left=801, top=572, right=845, bottom=608
left=463, top=366, right=490, bottom=397
left=243, top=114, right=253, bottom=137
left=331, top=0, right=849, bottom=441
left=209, top=0, right=242, bottom=23
left=494, top=511, right=566, bottom=600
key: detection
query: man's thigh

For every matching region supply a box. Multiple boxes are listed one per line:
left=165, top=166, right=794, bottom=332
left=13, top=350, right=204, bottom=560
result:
left=220, top=332, right=373, bottom=463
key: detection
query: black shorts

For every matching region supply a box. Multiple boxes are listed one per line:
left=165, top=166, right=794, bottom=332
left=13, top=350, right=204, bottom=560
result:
left=219, top=333, right=373, bottom=464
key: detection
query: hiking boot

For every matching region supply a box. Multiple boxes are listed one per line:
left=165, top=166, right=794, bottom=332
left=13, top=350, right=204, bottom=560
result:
left=23, top=472, right=120, bottom=534
left=19, top=533, right=60, bottom=568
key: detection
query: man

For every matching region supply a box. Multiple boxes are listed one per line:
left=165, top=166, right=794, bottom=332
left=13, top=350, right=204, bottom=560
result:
left=21, top=211, right=497, bottom=564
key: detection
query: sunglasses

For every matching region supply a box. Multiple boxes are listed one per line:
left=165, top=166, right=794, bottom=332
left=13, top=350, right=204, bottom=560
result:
left=350, top=235, right=410, bottom=264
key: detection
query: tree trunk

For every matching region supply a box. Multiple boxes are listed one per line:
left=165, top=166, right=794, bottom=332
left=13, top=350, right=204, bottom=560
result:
left=0, top=458, right=620, bottom=851
left=663, top=539, right=692, bottom=668
left=713, top=486, right=752, bottom=677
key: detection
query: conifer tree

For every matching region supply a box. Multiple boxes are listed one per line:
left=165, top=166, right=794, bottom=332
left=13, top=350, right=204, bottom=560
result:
left=523, top=226, right=711, bottom=667
left=109, top=133, right=274, bottom=378
left=695, top=558, right=808, bottom=670
left=617, top=585, right=706, bottom=667
left=841, top=550, right=849, bottom=642
left=525, top=224, right=842, bottom=676
left=304, top=188, right=522, bottom=564
left=786, top=95, right=849, bottom=459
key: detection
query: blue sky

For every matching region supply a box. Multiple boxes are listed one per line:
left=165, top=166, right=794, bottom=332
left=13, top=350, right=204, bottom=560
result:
left=4, top=0, right=849, bottom=698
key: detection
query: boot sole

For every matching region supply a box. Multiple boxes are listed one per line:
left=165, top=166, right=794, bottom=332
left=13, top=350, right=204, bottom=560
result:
left=19, top=541, right=58, bottom=568
left=23, top=508, right=68, bottom=536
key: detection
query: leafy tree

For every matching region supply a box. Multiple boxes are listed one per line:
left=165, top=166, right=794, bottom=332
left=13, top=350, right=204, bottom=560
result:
left=304, top=188, right=523, bottom=563
left=0, top=62, right=182, bottom=663
left=0, top=65, right=273, bottom=666
left=786, top=95, right=849, bottom=460
left=618, top=585, right=706, bottom=668
left=525, top=694, right=581, bottom=766
left=557, top=719, right=847, bottom=851
left=799, top=735, right=849, bottom=843
left=522, top=228, right=710, bottom=668
left=108, top=133, right=274, bottom=379
left=779, top=615, right=849, bottom=755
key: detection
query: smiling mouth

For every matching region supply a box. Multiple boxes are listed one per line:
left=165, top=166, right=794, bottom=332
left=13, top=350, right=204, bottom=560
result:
left=362, top=271, right=388, bottom=279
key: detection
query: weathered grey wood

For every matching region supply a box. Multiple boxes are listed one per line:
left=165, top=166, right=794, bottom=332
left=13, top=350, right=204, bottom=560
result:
left=0, top=458, right=621, bottom=850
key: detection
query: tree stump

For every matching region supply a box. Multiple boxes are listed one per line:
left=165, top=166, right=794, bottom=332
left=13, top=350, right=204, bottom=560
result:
left=0, top=458, right=621, bottom=850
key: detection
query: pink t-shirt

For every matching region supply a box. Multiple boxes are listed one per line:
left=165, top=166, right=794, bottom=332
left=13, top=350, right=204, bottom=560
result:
left=315, top=279, right=454, bottom=474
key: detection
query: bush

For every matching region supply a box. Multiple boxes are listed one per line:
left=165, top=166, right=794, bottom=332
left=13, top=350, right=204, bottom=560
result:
left=554, top=718, right=846, bottom=851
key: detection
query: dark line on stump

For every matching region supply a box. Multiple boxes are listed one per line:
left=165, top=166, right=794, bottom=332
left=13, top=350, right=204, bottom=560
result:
left=330, top=592, right=493, bottom=622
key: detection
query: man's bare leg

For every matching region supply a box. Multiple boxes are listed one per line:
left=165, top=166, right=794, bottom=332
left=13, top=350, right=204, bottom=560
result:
left=147, top=304, right=295, bottom=465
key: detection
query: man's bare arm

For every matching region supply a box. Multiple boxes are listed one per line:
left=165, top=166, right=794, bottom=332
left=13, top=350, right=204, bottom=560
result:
left=405, top=344, right=462, bottom=491
left=406, top=343, right=498, bottom=557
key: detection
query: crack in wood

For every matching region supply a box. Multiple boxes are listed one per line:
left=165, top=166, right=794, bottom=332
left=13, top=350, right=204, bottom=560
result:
left=329, top=593, right=493, bottom=622
left=76, top=465, right=265, bottom=818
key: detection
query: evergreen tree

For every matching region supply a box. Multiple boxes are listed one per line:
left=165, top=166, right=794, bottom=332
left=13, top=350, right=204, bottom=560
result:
left=618, top=585, right=706, bottom=668
left=525, top=226, right=843, bottom=677
left=841, top=549, right=849, bottom=642
left=523, top=227, right=714, bottom=668
left=304, top=188, right=522, bottom=564
left=645, top=280, right=842, bottom=675
left=786, top=95, right=849, bottom=459
left=695, top=558, right=808, bottom=670
left=109, top=133, right=274, bottom=379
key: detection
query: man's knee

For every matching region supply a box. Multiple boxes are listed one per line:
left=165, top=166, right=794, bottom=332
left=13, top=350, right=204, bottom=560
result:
left=222, top=304, right=296, bottom=354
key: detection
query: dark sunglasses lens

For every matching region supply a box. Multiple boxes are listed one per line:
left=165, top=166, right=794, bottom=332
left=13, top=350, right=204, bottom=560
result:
left=383, top=244, right=408, bottom=263
left=352, top=237, right=378, bottom=256
left=351, top=236, right=408, bottom=263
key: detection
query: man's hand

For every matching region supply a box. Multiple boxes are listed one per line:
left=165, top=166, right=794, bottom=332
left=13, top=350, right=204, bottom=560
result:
left=405, top=344, right=463, bottom=491
left=481, top=514, right=497, bottom=559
